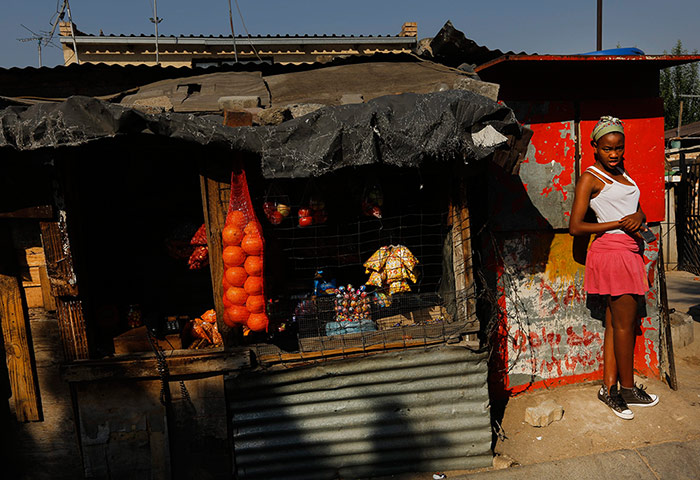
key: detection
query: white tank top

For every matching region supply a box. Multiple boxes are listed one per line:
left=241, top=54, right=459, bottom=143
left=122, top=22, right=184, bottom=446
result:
left=586, top=166, right=640, bottom=235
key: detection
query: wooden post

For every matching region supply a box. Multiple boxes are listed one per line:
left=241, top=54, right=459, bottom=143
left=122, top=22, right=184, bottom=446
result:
left=200, top=174, right=232, bottom=345
left=449, top=166, right=478, bottom=330
left=200, top=109, right=253, bottom=347
left=457, top=179, right=477, bottom=326
left=450, top=199, right=469, bottom=324
left=40, top=219, right=89, bottom=361
left=657, top=237, right=678, bottom=390
left=0, top=224, right=42, bottom=421
left=39, top=266, right=57, bottom=311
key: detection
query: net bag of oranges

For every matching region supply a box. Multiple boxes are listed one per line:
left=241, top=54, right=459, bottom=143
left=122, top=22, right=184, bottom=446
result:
left=221, top=167, right=268, bottom=332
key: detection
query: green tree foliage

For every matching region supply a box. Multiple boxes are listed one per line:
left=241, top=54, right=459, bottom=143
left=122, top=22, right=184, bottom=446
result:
left=660, top=40, right=700, bottom=130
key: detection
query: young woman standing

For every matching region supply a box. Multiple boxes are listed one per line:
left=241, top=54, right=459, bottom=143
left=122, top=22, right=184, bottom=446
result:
left=569, top=116, right=659, bottom=420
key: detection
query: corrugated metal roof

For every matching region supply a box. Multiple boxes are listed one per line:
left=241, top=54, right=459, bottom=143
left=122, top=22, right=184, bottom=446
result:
left=227, top=345, right=491, bottom=479
left=0, top=53, right=424, bottom=98
left=59, top=33, right=417, bottom=47
left=476, top=54, right=700, bottom=73
left=666, top=120, right=700, bottom=140
left=64, top=32, right=402, bottom=39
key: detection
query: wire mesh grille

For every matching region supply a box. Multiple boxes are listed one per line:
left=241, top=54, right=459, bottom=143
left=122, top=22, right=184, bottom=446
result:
left=256, top=210, right=476, bottom=356
left=247, top=168, right=478, bottom=358
left=270, top=212, right=449, bottom=292
left=678, top=158, right=700, bottom=274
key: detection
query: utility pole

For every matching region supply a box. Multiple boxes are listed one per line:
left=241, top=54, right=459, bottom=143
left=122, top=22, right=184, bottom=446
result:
left=597, top=0, right=603, bottom=51
left=64, top=0, right=80, bottom=64
left=150, top=0, right=163, bottom=65
left=46, top=1, right=80, bottom=65
left=677, top=94, right=700, bottom=137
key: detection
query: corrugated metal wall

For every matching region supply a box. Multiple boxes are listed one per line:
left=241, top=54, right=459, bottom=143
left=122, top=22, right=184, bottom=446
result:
left=227, top=346, right=491, bottom=479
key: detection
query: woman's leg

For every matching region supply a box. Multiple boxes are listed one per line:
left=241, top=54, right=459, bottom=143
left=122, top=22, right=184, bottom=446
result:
left=603, top=301, right=618, bottom=388
left=608, top=294, right=638, bottom=388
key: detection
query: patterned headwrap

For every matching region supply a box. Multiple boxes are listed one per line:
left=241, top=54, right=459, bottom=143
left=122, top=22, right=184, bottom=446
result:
left=591, top=116, right=624, bottom=142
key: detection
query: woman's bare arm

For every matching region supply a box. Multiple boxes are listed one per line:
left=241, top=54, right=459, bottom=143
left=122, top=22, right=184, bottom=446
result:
left=619, top=203, right=646, bottom=233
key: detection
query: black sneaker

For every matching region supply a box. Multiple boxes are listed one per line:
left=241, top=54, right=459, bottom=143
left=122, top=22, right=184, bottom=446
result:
left=598, top=385, right=634, bottom=420
left=620, top=384, right=659, bottom=407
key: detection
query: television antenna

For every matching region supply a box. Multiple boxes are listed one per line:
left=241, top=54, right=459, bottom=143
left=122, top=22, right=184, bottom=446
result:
left=17, top=24, right=46, bottom=67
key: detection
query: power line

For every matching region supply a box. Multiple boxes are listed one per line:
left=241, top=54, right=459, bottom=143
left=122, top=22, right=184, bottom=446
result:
left=227, top=0, right=238, bottom=62
left=234, top=0, right=262, bottom=63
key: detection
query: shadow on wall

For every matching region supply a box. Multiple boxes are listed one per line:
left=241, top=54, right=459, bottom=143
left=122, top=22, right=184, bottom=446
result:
left=0, top=214, right=83, bottom=479
left=71, top=373, right=231, bottom=480
left=227, top=350, right=490, bottom=480
left=465, top=159, right=557, bottom=449
left=2, top=309, right=84, bottom=480
left=228, top=370, right=417, bottom=480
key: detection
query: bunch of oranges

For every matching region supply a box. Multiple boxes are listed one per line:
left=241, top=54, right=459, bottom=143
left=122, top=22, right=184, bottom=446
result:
left=222, top=210, right=268, bottom=332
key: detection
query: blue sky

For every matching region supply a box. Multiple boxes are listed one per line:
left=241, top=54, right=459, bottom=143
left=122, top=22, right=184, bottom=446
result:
left=2, top=1, right=699, bottom=68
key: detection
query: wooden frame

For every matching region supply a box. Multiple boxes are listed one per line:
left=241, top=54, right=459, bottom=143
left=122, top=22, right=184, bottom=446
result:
left=60, top=348, right=251, bottom=382
left=0, top=224, right=42, bottom=421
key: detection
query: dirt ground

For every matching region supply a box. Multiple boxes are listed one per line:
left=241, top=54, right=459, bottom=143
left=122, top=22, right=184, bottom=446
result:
left=493, top=321, right=700, bottom=465
left=493, top=270, right=700, bottom=466
left=377, top=271, right=700, bottom=479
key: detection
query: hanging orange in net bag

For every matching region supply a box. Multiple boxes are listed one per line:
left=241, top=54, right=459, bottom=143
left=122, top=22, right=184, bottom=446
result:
left=221, top=165, right=268, bottom=332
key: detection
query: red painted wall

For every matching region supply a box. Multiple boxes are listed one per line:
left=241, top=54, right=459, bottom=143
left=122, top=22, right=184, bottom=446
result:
left=580, top=98, right=666, bottom=222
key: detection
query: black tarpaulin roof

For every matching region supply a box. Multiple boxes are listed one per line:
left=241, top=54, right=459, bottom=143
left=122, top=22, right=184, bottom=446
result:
left=0, top=90, right=525, bottom=178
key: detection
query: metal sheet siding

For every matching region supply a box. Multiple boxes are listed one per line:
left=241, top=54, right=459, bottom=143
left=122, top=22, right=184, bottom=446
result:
left=227, top=347, right=491, bottom=479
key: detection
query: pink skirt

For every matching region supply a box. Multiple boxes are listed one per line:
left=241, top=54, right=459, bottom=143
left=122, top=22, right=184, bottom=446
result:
left=584, top=233, right=648, bottom=296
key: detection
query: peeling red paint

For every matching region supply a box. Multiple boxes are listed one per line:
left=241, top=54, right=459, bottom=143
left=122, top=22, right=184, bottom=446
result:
left=580, top=100, right=666, bottom=222
left=525, top=117, right=575, bottom=206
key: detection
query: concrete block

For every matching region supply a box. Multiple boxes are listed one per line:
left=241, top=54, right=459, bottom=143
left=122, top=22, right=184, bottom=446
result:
left=218, top=95, right=261, bottom=110
left=340, top=94, right=364, bottom=105
left=671, top=311, right=695, bottom=348
left=524, top=399, right=564, bottom=427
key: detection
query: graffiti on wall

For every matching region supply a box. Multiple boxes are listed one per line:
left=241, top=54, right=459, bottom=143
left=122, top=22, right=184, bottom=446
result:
left=497, top=232, right=661, bottom=391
